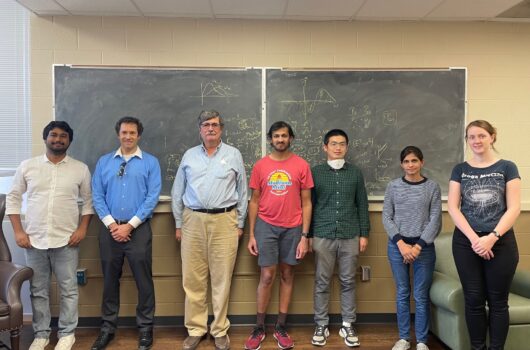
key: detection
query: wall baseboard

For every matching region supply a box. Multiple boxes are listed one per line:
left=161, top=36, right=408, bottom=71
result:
left=39, top=314, right=397, bottom=328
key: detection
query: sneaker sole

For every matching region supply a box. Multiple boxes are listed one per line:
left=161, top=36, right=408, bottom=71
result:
left=311, top=339, right=326, bottom=347
left=343, top=339, right=360, bottom=347
left=244, top=334, right=266, bottom=350
left=273, top=334, right=294, bottom=350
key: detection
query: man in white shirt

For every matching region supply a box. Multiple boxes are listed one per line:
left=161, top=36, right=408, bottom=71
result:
left=7, top=121, right=94, bottom=350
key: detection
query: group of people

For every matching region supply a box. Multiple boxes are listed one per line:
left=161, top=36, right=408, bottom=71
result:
left=5, top=112, right=520, bottom=350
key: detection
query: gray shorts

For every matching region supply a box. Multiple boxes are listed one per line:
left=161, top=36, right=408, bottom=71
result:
left=255, top=216, right=302, bottom=267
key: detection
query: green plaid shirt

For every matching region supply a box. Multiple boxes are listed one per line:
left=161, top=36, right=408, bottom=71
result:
left=310, top=162, right=370, bottom=239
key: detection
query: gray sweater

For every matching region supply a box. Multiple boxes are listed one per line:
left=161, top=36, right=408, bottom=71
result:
left=382, top=177, right=442, bottom=247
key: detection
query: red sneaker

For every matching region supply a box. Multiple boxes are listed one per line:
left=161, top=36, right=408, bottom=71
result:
left=244, top=326, right=266, bottom=350
left=273, top=324, right=294, bottom=349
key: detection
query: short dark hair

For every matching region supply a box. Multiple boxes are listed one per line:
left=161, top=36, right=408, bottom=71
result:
left=267, top=121, right=294, bottom=139
left=198, top=110, right=224, bottom=128
left=324, top=129, right=349, bottom=145
left=43, top=121, right=74, bottom=141
left=400, top=145, right=424, bottom=162
left=115, top=116, right=144, bottom=136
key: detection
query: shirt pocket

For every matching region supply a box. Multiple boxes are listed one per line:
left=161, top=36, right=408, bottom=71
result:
left=213, top=164, right=234, bottom=179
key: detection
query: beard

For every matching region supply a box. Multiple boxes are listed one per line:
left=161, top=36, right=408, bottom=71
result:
left=46, top=142, right=68, bottom=155
left=270, top=140, right=291, bottom=152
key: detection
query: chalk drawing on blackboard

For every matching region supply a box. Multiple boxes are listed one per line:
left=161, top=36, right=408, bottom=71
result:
left=280, top=78, right=338, bottom=118
left=165, top=153, right=183, bottom=182
left=382, top=110, right=398, bottom=126
left=349, top=104, right=376, bottom=129
left=223, top=114, right=262, bottom=178
left=192, top=80, right=238, bottom=105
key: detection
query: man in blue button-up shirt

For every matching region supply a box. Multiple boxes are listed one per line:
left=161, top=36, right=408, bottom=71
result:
left=91, top=116, right=161, bottom=350
left=171, top=110, right=247, bottom=350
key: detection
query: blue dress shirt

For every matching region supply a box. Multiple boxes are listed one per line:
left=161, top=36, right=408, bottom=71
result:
left=92, top=147, right=161, bottom=228
left=171, top=142, right=248, bottom=228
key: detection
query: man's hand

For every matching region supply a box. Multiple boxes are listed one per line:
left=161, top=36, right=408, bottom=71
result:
left=359, top=237, right=369, bottom=253
left=68, top=228, right=87, bottom=246
left=14, top=229, right=31, bottom=249
left=175, top=228, right=182, bottom=242
left=110, top=223, right=133, bottom=242
left=247, top=235, right=259, bottom=256
left=296, top=237, right=308, bottom=260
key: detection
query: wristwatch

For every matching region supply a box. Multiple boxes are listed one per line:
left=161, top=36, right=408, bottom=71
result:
left=301, top=232, right=309, bottom=238
left=492, top=230, right=501, bottom=239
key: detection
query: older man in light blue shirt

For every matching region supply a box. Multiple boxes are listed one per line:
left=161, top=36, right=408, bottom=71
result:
left=171, top=110, right=247, bottom=350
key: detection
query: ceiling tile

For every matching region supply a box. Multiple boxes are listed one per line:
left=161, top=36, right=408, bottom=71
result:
left=428, top=0, right=523, bottom=19
left=16, top=0, right=70, bottom=15
left=356, top=0, right=444, bottom=20
left=285, top=0, right=364, bottom=19
left=134, top=0, right=212, bottom=17
left=56, top=0, right=140, bottom=16
left=211, top=0, right=286, bottom=16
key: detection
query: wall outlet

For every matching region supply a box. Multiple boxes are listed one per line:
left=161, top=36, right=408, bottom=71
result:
left=360, top=265, right=371, bottom=282
left=76, top=268, right=87, bottom=285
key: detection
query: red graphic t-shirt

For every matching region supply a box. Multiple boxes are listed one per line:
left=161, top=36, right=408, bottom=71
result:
left=249, top=154, right=314, bottom=228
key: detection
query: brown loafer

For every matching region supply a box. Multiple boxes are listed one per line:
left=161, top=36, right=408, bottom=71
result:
left=215, top=335, right=230, bottom=350
left=183, top=335, right=204, bottom=350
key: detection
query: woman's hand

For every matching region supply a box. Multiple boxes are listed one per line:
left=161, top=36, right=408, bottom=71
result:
left=397, top=240, right=415, bottom=264
left=472, top=234, right=497, bottom=260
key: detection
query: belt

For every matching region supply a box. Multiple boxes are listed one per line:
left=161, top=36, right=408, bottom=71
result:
left=191, top=204, right=236, bottom=214
left=115, top=220, right=130, bottom=225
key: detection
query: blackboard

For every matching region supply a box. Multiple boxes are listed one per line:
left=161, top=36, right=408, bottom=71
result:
left=266, top=69, right=466, bottom=196
left=54, top=66, right=262, bottom=196
left=54, top=66, right=466, bottom=198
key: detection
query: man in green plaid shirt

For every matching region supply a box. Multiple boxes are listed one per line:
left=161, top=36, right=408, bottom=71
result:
left=309, top=129, right=370, bottom=348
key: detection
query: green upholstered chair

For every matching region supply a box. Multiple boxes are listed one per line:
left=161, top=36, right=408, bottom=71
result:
left=430, top=231, right=530, bottom=350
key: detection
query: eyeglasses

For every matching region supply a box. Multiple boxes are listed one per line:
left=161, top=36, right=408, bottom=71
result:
left=200, top=122, right=221, bottom=129
left=329, top=142, right=347, bottom=148
left=117, top=161, right=127, bottom=177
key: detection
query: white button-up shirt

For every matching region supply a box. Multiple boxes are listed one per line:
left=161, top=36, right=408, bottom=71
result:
left=6, top=154, right=94, bottom=249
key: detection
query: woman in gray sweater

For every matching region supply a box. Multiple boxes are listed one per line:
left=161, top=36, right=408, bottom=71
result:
left=383, top=146, right=442, bottom=350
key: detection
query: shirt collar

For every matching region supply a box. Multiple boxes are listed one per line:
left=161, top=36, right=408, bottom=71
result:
left=114, top=146, right=143, bottom=159
left=42, top=154, right=69, bottom=164
left=201, top=141, right=223, bottom=154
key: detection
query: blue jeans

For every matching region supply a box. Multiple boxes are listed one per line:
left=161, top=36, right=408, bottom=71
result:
left=25, top=245, right=79, bottom=339
left=388, top=241, right=435, bottom=343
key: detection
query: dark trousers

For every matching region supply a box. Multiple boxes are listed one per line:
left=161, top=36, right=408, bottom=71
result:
left=99, top=221, right=155, bottom=332
left=452, top=228, right=519, bottom=350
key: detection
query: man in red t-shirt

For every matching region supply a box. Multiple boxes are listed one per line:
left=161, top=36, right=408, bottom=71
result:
left=245, top=121, right=314, bottom=350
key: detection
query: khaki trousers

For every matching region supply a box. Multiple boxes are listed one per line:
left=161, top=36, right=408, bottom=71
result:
left=181, top=208, right=239, bottom=337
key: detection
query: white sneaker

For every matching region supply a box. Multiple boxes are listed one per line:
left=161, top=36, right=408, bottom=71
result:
left=29, top=338, right=50, bottom=350
left=55, top=334, right=76, bottom=350
left=416, top=343, right=429, bottom=350
left=392, top=339, right=411, bottom=350
left=311, top=325, right=330, bottom=346
left=338, top=325, right=360, bottom=347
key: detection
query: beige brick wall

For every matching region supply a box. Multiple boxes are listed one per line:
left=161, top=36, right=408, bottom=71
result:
left=30, top=15, right=530, bottom=317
